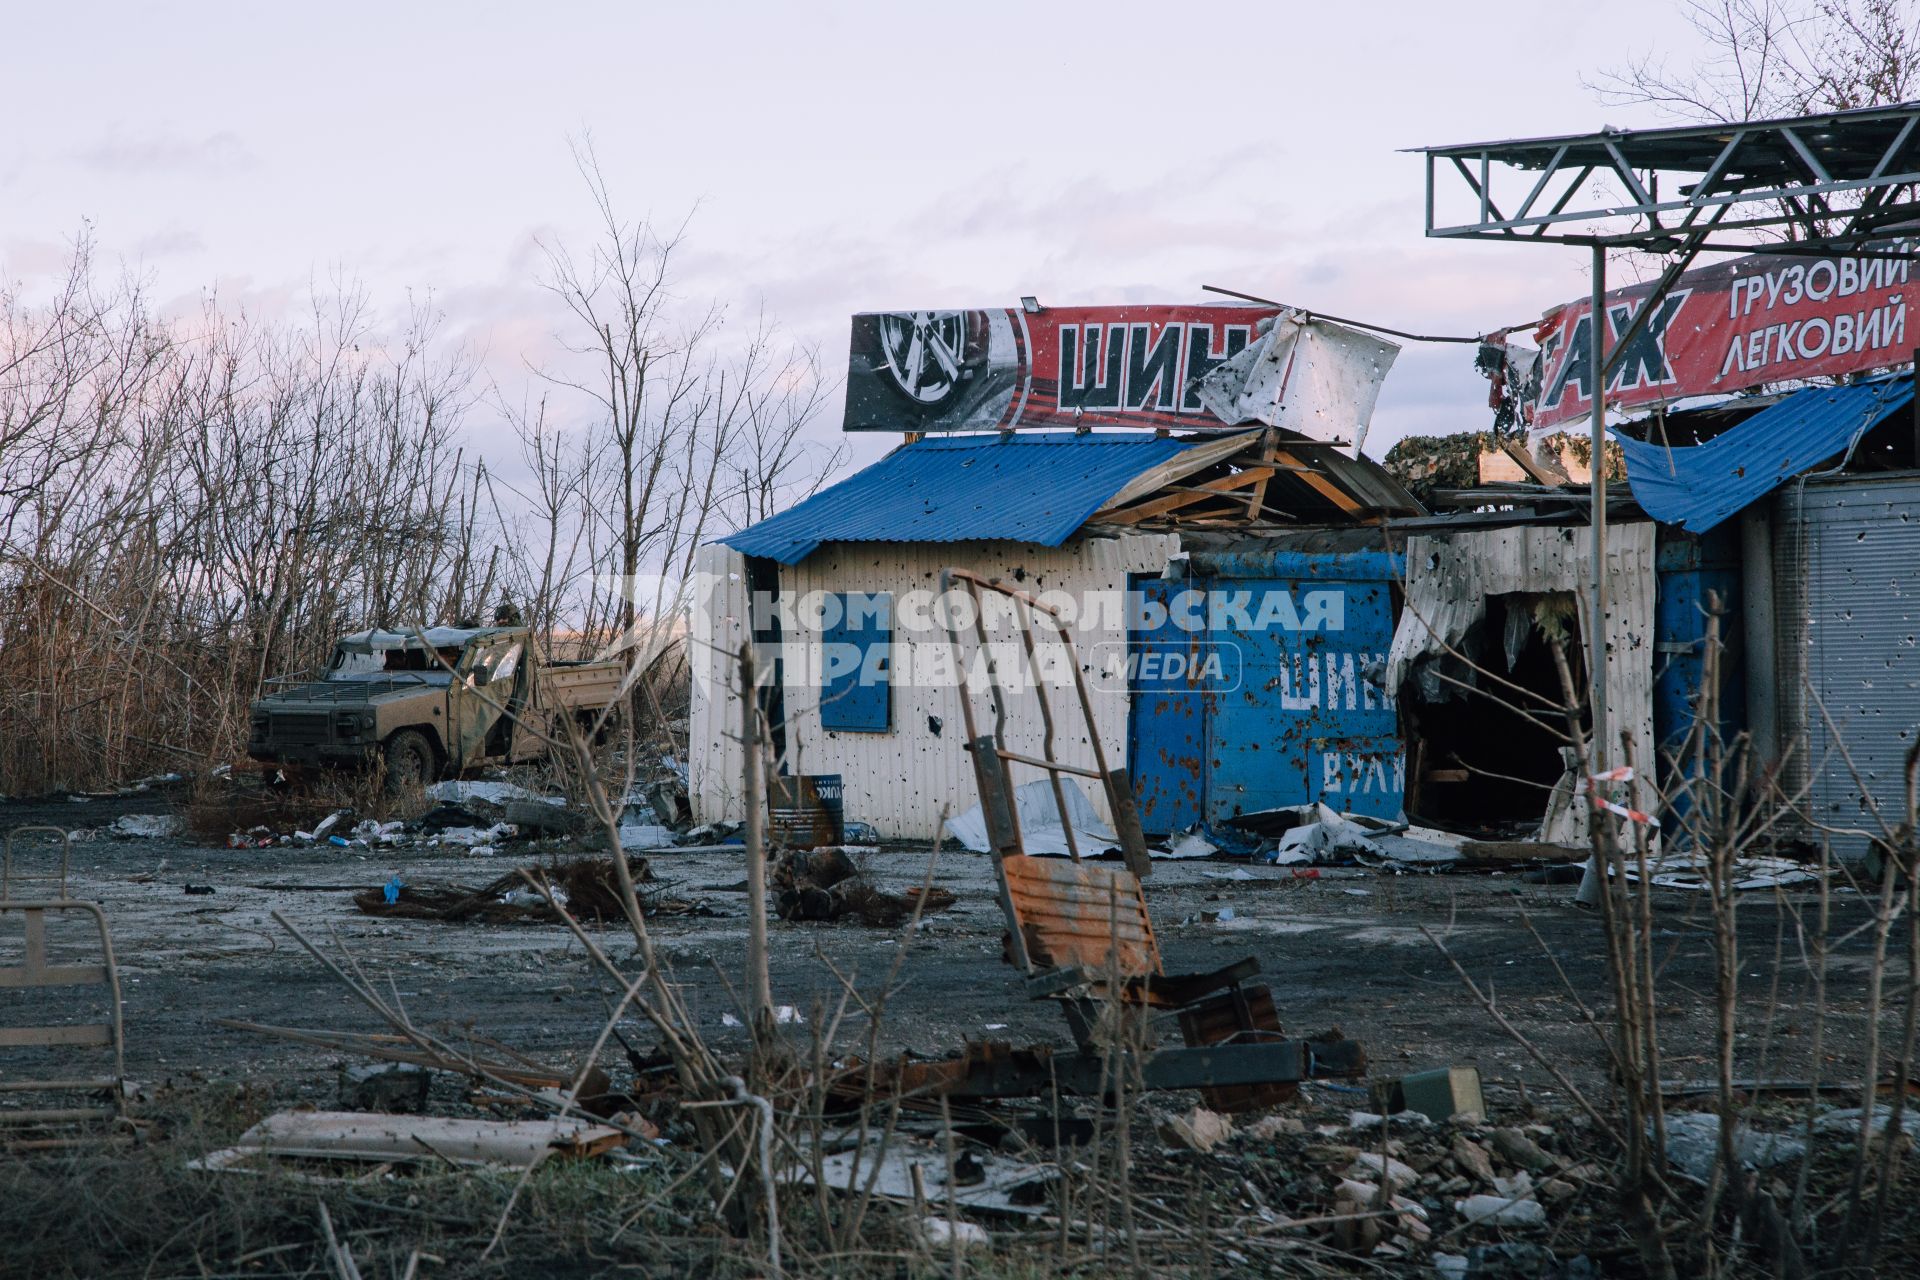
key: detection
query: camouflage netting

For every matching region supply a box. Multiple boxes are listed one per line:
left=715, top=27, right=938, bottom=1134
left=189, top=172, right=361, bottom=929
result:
left=1383, top=432, right=1500, bottom=499
left=1384, top=432, right=1623, bottom=504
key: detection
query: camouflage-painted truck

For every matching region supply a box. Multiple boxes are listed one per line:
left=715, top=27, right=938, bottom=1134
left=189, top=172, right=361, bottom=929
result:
left=246, top=625, right=624, bottom=791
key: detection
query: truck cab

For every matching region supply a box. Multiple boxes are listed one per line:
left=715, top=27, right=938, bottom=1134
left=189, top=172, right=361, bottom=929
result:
left=247, top=625, right=554, bottom=789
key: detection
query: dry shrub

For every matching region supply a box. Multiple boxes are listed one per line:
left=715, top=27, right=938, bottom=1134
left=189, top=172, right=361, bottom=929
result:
left=180, top=768, right=424, bottom=843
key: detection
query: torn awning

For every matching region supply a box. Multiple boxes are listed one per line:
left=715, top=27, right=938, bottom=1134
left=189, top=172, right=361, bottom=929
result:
left=1614, top=378, right=1913, bottom=533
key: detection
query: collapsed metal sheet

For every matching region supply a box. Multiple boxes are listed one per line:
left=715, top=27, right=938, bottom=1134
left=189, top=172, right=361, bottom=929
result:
left=1191, top=311, right=1400, bottom=450
left=1614, top=377, right=1912, bottom=533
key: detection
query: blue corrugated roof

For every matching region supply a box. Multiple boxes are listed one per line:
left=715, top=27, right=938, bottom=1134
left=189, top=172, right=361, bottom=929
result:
left=721, top=432, right=1195, bottom=564
left=1615, top=378, right=1914, bottom=533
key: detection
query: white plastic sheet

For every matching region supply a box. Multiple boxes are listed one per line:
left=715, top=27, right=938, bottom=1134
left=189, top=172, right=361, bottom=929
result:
left=945, top=777, right=1116, bottom=856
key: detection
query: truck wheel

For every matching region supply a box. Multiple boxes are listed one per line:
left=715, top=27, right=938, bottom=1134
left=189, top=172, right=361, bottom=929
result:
left=383, top=730, right=437, bottom=795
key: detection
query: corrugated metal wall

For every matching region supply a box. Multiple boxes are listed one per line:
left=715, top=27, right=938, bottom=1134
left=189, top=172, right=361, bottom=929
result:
left=692, top=533, right=1178, bottom=840
left=1775, top=475, right=1920, bottom=856
left=689, top=542, right=750, bottom=827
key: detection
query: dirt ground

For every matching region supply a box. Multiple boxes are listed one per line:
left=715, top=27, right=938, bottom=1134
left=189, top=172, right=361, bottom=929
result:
left=4, top=784, right=1913, bottom=1278
left=0, top=785, right=1887, bottom=1109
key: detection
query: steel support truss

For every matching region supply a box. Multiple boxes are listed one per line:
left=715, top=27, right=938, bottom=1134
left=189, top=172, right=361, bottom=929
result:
left=1419, top=102, right=1920, bottom=900
left=1420, top=103, right=1920, bottom=252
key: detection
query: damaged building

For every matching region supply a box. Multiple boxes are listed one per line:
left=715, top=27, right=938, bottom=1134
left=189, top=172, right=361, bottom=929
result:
left=691, top=272, right=1920, bottom=860
left=690, top=425, right=1421, bottom=842
left=690, top=301, right=1429, bottom=844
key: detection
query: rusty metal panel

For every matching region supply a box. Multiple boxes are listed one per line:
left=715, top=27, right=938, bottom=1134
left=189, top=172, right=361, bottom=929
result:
left=1176, top=985, right=1294, bottom=1112
left=1000, top=855, right=1159, bottom=977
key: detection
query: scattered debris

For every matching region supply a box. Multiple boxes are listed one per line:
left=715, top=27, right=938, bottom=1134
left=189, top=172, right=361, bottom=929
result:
left=767, top=772, right=845, bottom=848
left=617, top=818, right=678, bottom=850
left=1164, top=827, right=1218, bottom=859
left=774, top=847, right=957, bottom=925
left=216, top=1018, right=615, bottom=1106
left=192, top=1110, right=625, bottom=1174
left=1455, top=1192, right=1546, bottom=1227
left=640, top=776, right=691, bottom=829
left=504, top=800, right=585, bottom=836
left=1664, top=1111, right=1807, bottom=1182
left=1255, top=804, right=1463, bottom=871
left=1458, top=840, right=1585, bottom=867
left=910, top=1216, right=991, bottom=1250
left=339, top=1062, right=431, bottom=1114
left=1627, top=850, right=1824, bottom=892
left=799, top=1135, right=1055, bottom=1216
left=1453, top=1133, right=1497, bottom=1182
left=1157, top=1106, right=1233, bottom=1152
left=351, top=856, right=660, bottom=924
left=1488, top=1126, right=1557, bottom=1173
left=1815, top=1104, right=1920, bottom=1144
left=110, top=813, right=181, bottom=839
left=1376, top=1066, right=1485, bottom=1122
left=722, top=1006, right=803, bottom=1028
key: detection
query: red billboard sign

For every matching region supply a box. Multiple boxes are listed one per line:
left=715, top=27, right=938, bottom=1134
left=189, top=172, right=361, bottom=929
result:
left=1531, top=245, right=1916, bottom=430
left=843, top=304, right=1281, bottom=432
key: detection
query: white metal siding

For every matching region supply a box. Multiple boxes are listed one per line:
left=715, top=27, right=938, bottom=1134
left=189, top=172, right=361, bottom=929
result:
left=690, top=533, right=1178, bottom=840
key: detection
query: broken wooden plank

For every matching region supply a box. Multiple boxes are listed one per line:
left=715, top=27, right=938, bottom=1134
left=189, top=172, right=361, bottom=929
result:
left=1458, top=841, right=1586, bottom=865
left=1269, top=448, right=1363, bottom=516
left=1100, top=467, right=1275, bottom=524
left=1092, top=429, right=1263, bottom=513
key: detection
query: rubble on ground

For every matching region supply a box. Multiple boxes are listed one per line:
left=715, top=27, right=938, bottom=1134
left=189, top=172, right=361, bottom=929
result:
left=350, top=855, right=727, bottom=923
left=110, top=813, right=182, bottom=839
left=773, top=845, right=958, bottom=924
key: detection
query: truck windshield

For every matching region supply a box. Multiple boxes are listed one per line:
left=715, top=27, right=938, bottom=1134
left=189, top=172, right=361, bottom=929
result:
left=325, top=646, right=456, bottom=685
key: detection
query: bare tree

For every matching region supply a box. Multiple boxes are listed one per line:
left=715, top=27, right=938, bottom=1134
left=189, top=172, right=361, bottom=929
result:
left=1592, top=0, right=1920, bottom=122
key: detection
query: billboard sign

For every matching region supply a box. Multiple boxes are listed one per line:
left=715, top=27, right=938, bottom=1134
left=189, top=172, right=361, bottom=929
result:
left=1532, top=243, right=1917, bottom=430
left=842, top=304, right=1280, bottom=432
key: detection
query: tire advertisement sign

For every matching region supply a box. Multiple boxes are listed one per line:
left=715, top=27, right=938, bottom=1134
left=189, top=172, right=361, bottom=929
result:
left=1531, top=245, right=1916, bottom=431
left=843, top=304, right=1281, bottom=432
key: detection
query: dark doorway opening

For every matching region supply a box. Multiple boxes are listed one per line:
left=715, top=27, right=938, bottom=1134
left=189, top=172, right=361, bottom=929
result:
left=1401, top=592, right=1588, bottom=836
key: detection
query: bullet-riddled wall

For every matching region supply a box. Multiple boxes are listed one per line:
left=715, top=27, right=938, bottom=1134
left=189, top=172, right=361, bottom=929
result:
left=689, top=533, right=1179, bottom=841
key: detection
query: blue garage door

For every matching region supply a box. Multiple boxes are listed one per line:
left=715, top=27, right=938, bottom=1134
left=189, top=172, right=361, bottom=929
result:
left=1126, top=551, right=1404, bottom=834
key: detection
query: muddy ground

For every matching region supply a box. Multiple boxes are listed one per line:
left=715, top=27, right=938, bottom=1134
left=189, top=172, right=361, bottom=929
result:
left=0, top=785, right=1885, bottom=1108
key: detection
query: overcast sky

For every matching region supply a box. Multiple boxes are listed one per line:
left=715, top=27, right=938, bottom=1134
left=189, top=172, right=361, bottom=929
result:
left=2, top=1, right=1715, bottom=473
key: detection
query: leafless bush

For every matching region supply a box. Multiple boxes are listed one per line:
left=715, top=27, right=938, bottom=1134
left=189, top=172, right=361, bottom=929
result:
left=1592, top=0, right=1920, bottom=122
left=0, top=156, right=841, bottom=796
left=1415, top=585, right=1920, bottom=1278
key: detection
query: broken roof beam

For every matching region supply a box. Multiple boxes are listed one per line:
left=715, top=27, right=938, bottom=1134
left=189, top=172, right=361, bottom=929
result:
left=1098, top=467, right=1276, bottom=525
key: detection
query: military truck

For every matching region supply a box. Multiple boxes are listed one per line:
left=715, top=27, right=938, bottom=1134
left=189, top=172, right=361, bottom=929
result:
left=247, top=625, right=625, bottom=791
